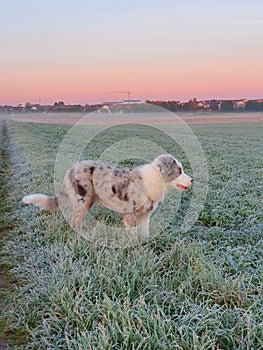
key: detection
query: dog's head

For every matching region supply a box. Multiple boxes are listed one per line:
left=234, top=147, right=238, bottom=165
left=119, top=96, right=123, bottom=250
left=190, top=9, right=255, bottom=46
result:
left=152, top=154, right=194, bottom=191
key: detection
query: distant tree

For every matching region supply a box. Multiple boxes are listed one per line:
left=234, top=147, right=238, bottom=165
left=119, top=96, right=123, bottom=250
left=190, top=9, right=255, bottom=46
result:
left=220, top=100, right=234, bottom=112
left=166, top=101, right=180, bottom=112
left=188, top=97, right=198, bottom=110
left=24, top=102, right=33, bottom=111
left=209, top=100, right=219, bottom=112
left=68, top=105, right=82, bottom=112
left=245, top=100, right=260, bottom=111
left=85, top=104, right=93, bottom=113
left=54, top=101, right=65, bottom=107
left=145, top=100, right=176, bottom=112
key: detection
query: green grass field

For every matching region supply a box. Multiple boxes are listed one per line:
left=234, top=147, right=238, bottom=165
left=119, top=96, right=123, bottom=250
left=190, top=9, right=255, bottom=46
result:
left=0, top=117, right=262, bottom=349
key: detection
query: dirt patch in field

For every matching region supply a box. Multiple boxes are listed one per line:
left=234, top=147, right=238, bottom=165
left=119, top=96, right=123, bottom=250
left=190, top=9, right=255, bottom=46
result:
left=10, top=112, right=263, bottom=126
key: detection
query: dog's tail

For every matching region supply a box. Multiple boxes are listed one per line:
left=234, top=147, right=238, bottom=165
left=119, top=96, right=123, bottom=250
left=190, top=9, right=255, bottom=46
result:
left=22, top=192, right=68, bottom=211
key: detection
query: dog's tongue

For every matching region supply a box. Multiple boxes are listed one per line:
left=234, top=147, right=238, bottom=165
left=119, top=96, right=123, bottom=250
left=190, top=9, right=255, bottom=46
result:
left=177, top=185, right=188, bottom=191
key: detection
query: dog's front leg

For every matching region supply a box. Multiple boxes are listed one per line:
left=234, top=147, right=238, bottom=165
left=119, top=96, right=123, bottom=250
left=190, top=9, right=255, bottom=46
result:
left=137, top=218, right=150, bottom=238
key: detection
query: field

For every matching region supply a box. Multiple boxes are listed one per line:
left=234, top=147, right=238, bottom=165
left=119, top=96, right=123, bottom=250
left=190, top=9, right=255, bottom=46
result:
left=0, top=112, right=263, bottom=349
left=10, top=111, right=263, bottom=125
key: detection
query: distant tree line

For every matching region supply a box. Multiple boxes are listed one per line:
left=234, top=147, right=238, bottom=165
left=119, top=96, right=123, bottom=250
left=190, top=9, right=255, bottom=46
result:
left=244, top=100, right=263, bottom=111
left=147, top=99, right=263, bottom=112
left=1, top=98, right=263, bottom=114
left=220, top=100, right=263, bottom=112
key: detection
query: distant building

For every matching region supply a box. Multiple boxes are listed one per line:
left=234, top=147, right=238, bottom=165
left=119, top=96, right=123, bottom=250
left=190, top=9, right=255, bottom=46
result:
left=197, top=102, right=208, bottom=109
left=233, top=99, right=247, bottom=109
left=121, top=99, right=142, bottom=104
left=102, top=100, right=142, bottom=106
left=100, top=105, right=111, bottom=114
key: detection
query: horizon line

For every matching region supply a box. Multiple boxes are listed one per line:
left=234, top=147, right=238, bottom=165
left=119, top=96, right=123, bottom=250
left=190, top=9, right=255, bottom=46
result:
left=1, top=96, right=263, bottom=107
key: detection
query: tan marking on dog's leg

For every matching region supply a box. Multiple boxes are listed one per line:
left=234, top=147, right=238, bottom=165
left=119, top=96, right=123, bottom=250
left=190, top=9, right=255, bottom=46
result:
left=123, top=213, right=136, bottom=229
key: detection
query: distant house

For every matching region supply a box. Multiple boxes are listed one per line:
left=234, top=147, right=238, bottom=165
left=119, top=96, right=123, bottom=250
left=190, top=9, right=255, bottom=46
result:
left=17, top=102, right=39, bottom=111
left=204, top=100, right=221, bottom=109
left=18, top=103, right=26, bottom=108
left=100, top=105, right=111, bottom=113
left=102, top=100, right=142, bottom=106
left=121, top=99, right=142, bottom=104
left=197, top=101, right=208, bottom=109
left=233, top=99, right=247, bottom=109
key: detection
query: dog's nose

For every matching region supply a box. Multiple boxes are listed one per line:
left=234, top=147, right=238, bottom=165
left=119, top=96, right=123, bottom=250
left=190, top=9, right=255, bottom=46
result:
left=191, top=179, right=194, bottom=184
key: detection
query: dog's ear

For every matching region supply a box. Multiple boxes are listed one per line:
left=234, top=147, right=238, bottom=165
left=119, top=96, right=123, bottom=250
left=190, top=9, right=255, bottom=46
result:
left=152, top=158, right=163, bottom=173
left=153, top=155, right=182, bottom=182
left=156, top=162, right=163, bottom=173
left=153, top=156, right=168, bottom=174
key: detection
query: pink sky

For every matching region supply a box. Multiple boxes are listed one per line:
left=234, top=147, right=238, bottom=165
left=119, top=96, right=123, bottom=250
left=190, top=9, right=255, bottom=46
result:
left=1, top=1, right=263, bottom=105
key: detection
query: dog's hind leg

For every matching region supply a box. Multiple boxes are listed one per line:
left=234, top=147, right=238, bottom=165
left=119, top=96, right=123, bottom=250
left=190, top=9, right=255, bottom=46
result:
left=71, top=197, right=94, bottom=229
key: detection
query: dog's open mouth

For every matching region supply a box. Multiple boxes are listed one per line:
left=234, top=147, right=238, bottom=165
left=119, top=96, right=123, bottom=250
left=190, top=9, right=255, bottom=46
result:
left=176, top=184, right=188, bottom=191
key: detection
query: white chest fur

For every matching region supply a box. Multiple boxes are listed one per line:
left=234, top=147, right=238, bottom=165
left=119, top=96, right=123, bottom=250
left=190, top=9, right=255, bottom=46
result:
left=139, top=164, right=165, bottom=203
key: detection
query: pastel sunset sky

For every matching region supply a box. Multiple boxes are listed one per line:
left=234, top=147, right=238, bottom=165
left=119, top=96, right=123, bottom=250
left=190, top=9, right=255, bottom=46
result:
left=1, top=0, right=263, bottom=105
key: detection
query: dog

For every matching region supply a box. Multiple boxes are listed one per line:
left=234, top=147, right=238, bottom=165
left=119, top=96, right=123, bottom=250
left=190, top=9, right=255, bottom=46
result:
left=22, top=154, right=194, bottom=237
